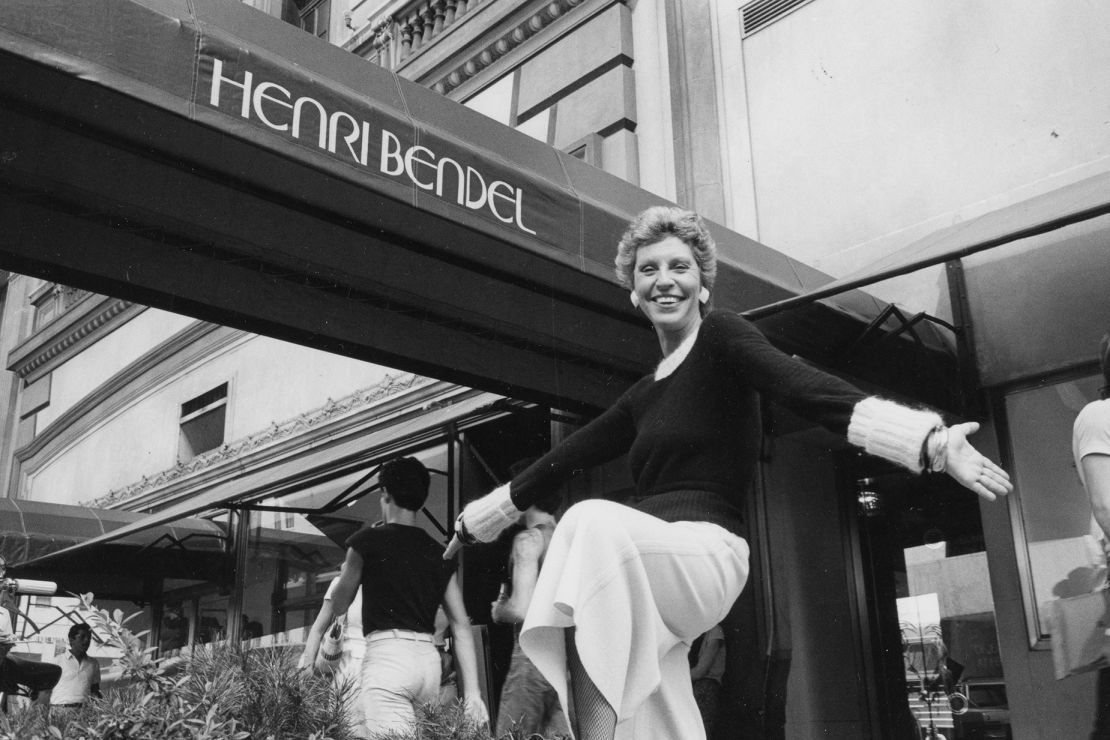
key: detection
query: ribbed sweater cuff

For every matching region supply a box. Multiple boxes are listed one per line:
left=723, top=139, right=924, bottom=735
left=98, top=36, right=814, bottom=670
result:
left=847, top=397, right=942, bottom=474
left=461, top=483, right=521, bottom=543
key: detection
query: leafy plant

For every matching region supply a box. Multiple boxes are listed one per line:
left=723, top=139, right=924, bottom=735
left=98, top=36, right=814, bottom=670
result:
left=0, top=703, right=53, bottom=740
left=0, top=594, right=353, bottom=739
left=1, top=594, right=573, bottom=740
left=176, top=642, right=355, bottom=740
left=366, top=700, right=489, bottom=740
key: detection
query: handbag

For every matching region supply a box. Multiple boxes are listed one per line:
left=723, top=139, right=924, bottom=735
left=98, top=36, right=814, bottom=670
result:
left=1050, top=589, right=1110, bottom=679
left=315, top=615, right=346, bottom=674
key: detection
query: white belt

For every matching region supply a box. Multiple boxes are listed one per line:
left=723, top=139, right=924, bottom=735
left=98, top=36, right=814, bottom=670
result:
left=366, top=629, right=434, bottom=644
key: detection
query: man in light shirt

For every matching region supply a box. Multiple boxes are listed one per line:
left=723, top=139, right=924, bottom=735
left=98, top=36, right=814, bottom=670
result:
left=45, top=623, right=100, bottom=709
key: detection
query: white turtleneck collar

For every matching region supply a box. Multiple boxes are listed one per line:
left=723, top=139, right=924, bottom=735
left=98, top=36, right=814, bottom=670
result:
left=654, top=326, right=700, bottom=380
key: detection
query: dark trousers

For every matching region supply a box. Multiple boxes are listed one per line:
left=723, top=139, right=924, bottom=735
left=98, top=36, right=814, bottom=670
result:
left=495, top=639, right=569, bottom=738
left=715, top=567, right=790, bottom=740
left=0, top=655, right=61, bottom=710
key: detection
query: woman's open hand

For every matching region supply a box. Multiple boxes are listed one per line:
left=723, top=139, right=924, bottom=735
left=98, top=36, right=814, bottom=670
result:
left=945, top=422, right=1013, bottom=501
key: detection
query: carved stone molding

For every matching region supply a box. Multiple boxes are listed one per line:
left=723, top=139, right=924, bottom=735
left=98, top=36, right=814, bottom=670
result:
left=83, top=372, right=435, bottom=509
left=7, top=294, right=143, bottom=383
left=14, top=322, right=240, bottom=468
left=427, top=0, right=590, bottom=95
left=347, top=0, right=602, bottom=97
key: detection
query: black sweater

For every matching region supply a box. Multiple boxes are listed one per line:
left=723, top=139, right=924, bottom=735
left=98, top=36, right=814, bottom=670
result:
left=508, top=311, right=868, bottom=534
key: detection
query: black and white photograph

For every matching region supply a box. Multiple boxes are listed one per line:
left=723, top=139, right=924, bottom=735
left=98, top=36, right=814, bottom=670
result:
left=0, top=1, right=1107, bottom=738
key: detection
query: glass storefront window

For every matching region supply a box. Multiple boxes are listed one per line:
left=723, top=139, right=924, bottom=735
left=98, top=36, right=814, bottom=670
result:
left=1001, top=372, right=1102, bottom=645
left=158, top=580, right=231, bottom=652
left=197, top=591, right=231, bottom=644
left=155, top=510, right=235, bottom=654
left=240, top=506, right=345, bottom=645
left=853, top=465, right=1011, bottom=740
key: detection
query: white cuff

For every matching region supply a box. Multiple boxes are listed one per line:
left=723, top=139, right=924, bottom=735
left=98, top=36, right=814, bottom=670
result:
left=847, top=397, right=942, bottom=473
left=459, top=483, right=521, bottom=543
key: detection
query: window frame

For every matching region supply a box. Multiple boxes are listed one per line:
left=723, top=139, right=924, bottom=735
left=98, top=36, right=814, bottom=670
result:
left=178, top=382, right=230, bottom=463
left=993, top=365, right=1104, bottom=648
left=296, top=0, right=331, bottom=41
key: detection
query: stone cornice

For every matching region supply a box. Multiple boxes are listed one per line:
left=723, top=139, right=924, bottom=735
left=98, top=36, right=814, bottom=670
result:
left=426, top=0, right=599, bottom=97
left=14, top=322, right=242, bottom=472
left=6, top=294, right=145, bottom=383
left=349, top=0, right=615, bottom=98
left=87, top=375, right=467, bottom=512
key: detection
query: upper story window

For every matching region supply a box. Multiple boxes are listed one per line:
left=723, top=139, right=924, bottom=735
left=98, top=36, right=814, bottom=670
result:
left=179, top=383, right=229, bottom=463
left=297, top=0, right=331, bottom=41
left=30, top=283, right=89, bottom=332
left=565, top=134, right=602, bottom=168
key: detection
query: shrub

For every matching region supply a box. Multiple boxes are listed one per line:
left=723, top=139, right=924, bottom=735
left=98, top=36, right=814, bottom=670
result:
left=1, top=595, right=570, bottom=740
left=175, top=642, right=356, bottom=740
left=367, top=701, right=488, bottom=740
left=0, top=594, right=351, bottom=740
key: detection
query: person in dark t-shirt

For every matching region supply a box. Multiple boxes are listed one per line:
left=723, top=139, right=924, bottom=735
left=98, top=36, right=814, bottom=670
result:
left=329, top=457, right=487, bottom=735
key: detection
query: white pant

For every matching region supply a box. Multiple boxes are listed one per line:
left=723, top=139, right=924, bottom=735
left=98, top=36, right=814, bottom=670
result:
left=359, top=633, right=441, bottom=735
left=336, top=637, right=367, bottom=738
left=519, top=499, right=750, bottom=740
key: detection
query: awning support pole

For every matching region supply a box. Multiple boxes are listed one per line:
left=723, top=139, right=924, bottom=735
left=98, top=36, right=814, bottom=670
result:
left=944, top=259, right=982, bottom=418
left=227, top=509, right=250, bottom=643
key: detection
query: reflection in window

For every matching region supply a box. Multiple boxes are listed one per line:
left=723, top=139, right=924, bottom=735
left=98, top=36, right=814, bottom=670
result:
left=152, top=511, right=234, bottom=654
left=160, top=601, right=189, bottom=652
left=197, top=592, right=230, bottom=644
left=242, top=507, right=340, bottom=642
left=854, top=463, right=1009, bottom=739
left=1002, top=372, right=1102, bottom=644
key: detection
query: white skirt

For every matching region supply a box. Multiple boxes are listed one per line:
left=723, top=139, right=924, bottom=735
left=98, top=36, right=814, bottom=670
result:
left=519, top=499, right=750, bottom=740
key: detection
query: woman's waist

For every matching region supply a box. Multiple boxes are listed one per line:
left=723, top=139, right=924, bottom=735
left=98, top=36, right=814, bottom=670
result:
left=626, top=488, right=745, bottom=534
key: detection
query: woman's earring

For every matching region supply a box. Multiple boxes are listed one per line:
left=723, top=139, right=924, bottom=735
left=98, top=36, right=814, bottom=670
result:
left=630, top=292, right=640, bottom=308
left=699, top=287, right=710, bottom=304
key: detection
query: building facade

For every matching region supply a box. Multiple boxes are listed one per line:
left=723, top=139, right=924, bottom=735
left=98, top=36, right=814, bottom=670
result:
left=273, top=1, right=1109, bottom=736
left=3, top=0, right=1110, bottom=737
left=0, top=277, right=566, bottom=707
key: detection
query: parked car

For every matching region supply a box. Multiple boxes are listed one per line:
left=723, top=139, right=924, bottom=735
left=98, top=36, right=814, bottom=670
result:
left=952, top=678, right=1010, bottom=740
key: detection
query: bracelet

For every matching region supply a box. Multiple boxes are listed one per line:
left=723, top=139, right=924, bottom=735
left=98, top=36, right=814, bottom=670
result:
left=927, top=426, right=949, bottom=474
left=454, top=516, right=479, bottom=545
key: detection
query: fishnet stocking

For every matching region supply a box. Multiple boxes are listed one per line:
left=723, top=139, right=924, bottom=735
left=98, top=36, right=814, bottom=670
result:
left=566, top=628, right=616, bottom=740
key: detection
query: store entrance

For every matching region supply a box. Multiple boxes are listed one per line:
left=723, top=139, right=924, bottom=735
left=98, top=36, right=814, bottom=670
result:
left=849, top=460, right=1012, bottom=740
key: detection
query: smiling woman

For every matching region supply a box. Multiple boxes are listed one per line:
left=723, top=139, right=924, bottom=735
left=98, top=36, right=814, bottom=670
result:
left=445, top=206, right=1013, bottom=740
left=629, top=236, right=707, bottom=352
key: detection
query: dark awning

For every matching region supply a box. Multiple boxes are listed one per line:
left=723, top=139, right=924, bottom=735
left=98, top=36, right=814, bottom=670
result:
left=0, top=497, right=224, bottom=567
left=17, top=388, right=501, bottom=571
left=962, top=212, right=1110, bottom=385
left=1, top=497, right=227, bottom=599
left=0, top=0, right=954, bottom=412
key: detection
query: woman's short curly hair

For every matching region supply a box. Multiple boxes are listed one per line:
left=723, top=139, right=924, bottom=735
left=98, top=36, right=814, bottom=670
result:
left=613, top=206, right=717, bottom=292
